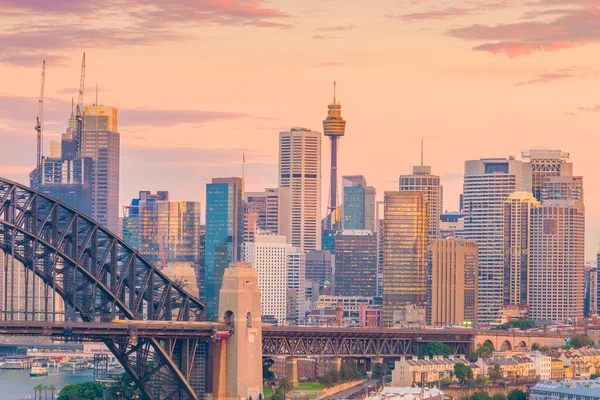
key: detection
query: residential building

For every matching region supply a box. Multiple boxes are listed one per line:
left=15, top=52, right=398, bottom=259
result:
left=529, top=351, right=552, bottom=379
left=243, top=235, right=291, bottom=325
left=530, top=379, right=600, bottom=400
left=484, top=355, right=536, bottom=379
left=392, top=356, right=478, bottom=387
left=368, top=387, right=447, bottom=400
left=305, top=250, right=334, bottom=293
left=399, top=164, right=442, bottom=243
left=121, top=191, right=202, bottom=268
left=342, top=175, right=376, bottom=231
left=463, top=157, right=523, bottom=322
left=522, top=149, right=572, bottom=202
left=334, top=230, right=378, bottom=297
left=81, top=105, right=120, bottom=233
left=204, top=177, right=244, bottom=318
left=529, top=176, right=584, bottom=322
left=278, top=127, right=322, bottom=252
left=503, top=192, right=540, bottom=306
left=551, top=358, right=566, bottom=380
left=383, top=191, right=426, bottom=325
left=429, top=239, right=478, bottom=327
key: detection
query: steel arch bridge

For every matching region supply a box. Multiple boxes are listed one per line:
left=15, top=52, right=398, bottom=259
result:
left=0, top=177, right=209, bottom=400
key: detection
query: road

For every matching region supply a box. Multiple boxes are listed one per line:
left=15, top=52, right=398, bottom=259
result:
left=322, top=379, right=379, bottom=400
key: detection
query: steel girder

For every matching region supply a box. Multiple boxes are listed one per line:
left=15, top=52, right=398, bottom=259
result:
left=0, top=177, right=207, bottom=400
left=262, top=336, right=419, bottom=357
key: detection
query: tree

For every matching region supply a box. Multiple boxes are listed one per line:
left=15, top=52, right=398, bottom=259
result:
left=488, top=364, right=503, bottom=382
left=57, top=382, right=105, bottom=400
left=453, top=363, right=474, bottom=384
left=476, top=343, right=494, bottom=359
left=420, top=342, right=452, bottom=358
left=271, top=377, right=294, bottom=400
left=33, top=384, right=44, bottom=400
left=318, top=373, right=333, bottom=387
left=373, top=363, right=390, bottom=379
left=329, top=369, right=341, bottom=383
left=470, top=391, right=491, bottom=400
left=570, top=336, right=594, bottom=348
left=491, top=320, right=535, bottom=331
left=492, top=394, right=506, bottom=400
left=105, top=372, right=141, bottom=399
left=263, top=357, right=275, bottom=382
left=507, top=389, right=526, bottom=400
left=48, top=385, right=56, bottom=400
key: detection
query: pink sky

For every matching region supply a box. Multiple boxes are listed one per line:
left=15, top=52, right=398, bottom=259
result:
left=0, top=0, right=599, bottom=259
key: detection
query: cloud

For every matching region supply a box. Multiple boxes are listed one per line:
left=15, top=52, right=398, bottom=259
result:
left=514, top=72, right=572, bottom=86
left=0, top=0, right=290, bottom=66
left=449, top=7, right=600, bottom=57
left=120, top=109, right=247, bottom=128
left=312, top=35, right=341, bottom=40
left=388, top=7, right=477, bottom=21
left=577, top=104, right=600, bottom=111
left=318, top=25, right=358, bottom=31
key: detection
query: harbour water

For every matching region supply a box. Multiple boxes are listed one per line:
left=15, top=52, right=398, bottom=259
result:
left=0, top=368, right=95, bottom=400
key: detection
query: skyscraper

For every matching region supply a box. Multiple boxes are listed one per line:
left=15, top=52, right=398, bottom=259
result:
left=334, top=230, right=378, bottom=297
left=342, top=175, right=376, bottom=231
left=287, top=248, right=307, bottom=324
left=82, top=105, right=120, bottom=233
left=503, top=192, right=540, bottom=306
left=463, top=158, right=523, bottom=323
left=399, top=162, right=442, bottom=244
left=382, top=191, right=427, bottom=325
left=205, top=177, right=244, bottom=318
left=529, top=175, right=585, bottom=322
left=278, top=127, right=322, bottom=253
left=522, top=149, right=572, bottom=202
left=243, top=235, right=291, bottom=325
left=323, top=82, right=346, bottom=226
left=429, top=239, right=478, bottom=327
left=305, top=250, right=335, bottom=292
left=244, top=188, right=283, bottom=242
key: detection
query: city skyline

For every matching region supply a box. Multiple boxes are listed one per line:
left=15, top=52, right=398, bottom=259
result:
left=1, top=0, right=600, bottom=258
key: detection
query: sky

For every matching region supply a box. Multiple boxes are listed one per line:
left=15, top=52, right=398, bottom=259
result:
left=0, top=0, right=599, bottom=259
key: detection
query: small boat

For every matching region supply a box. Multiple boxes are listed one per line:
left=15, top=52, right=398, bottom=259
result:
left=30, top=365, right=49, bottom=377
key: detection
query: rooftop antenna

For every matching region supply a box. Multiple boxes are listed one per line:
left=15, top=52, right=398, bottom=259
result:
left=333, top=80, right=336, bottom=103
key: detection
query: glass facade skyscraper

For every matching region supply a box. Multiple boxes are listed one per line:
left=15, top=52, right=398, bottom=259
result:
left=334, top=230, right=377, bottom=297
left=205, top=177, right=244, bottom=318
left=342, top=175, right=376, bottom=231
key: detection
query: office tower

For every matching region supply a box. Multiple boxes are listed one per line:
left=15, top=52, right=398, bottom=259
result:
left=584, top=267, right=597, bottom=317
left=342, top=176, right=376, bottom=231
left=305, top=250, right=335, bottom=292
left=244, top=188, right=282, bottom=242
left=529, top=175, right=584, bottom=322
left=278, top=127, right=321, bottom=252
left=399, top=162, right=442, bottom=244
left=377, top=218, right=384, bottom=297
left=243, top=235, right=291, bottom=325
left=463, top=158, right=523, bottom=323
left=382, top=191, right=427, bottom=325
left=440, top=212, right=464, bottom=239
left=522, top=149, right=572, bottom=202
left=323, top=82, right=346, bottom=227
left=334, top=230, right=378, bottom=297
left=121, top=191, right=202, bottom=267
left=429, top=239, right=478, bottom=327
left=81, top=105, right=120, bottom=233
left=197, top=225, right=206, bottom=299
left=287, top=248, right=307, bottom=324
left=205, top=177, right=244, bottom=318
left=503, top=192, right=540, bottom=306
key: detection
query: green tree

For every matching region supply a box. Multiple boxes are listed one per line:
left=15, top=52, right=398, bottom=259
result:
left=263, top=357, right=275, bottom=382
left=470, top=391, right=491, bottom=400
left=570, top=336, right=594, bottom=348
left=318, top=373, right=333, bottom=387
left=105, top=373, right=141, bottom=399
left=329, top=369, right=341, bottom=383
left=57, top=381, right=105, bottom=400
left=271, top=377, right=294, bottom=400
left=476, top=343, right=494, bottom=359
left=488, top=364, right=503, bottom=382
left=492, top=394, right=506, bottom=400
left=453, top=363, right=474, bottom=384
left=491, top=320, right=535, bottom=331
left=507, top=389, right=526, bottom=400
left=420, top=342, right=452, bottom=358
left=33, top=384, right=44, bottom=400
left=373, top=362, right=390, bottom=379
left=48, top=385, right=56, bottom=400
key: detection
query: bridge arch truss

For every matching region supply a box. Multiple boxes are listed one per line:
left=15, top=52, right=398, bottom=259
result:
left=0, top=177, right=207, bottom=400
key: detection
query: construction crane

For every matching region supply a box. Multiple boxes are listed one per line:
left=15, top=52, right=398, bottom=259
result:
left=75, top=52, right=85, bottom=158
left=34, top=60, right=46, bottom=185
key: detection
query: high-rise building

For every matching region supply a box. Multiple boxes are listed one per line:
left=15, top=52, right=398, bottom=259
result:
left=429, top=239, right=478, bottom=327
left=503, top=192, right=540, bottom=306
left=522, top=149, right=572, bottom=202
left=121, top=191, right=202, bottom=267
left=244, top=188, right=282, bottom=242
left=287, top=248, right=307, bottom=324
left=463, top=158, right=523, bottom=323
left=597, top=250, right=600, bottom=316
left=205, top=177, right=244, bottom=318
left=82, top=105, right=120, bottom=233
left=278, top=127, right=321, bottom=252
left=584, top=266, right=597, bottom=317
left=382, top=191, right=427, bottom=325
left=440, top=212, right=464, bottom=239
left=342, top=176, right=376, bottom=231
left=243, top=235, right=292, bottom=325
left=529, top=175, right=585, bottom=322
left=323, top=82, right=346, bottom=227
left=334, top=230, right=378, bottom=297
left=305, top=250, right=335, bottom=292
left=399, top=164, right=442, bottom=244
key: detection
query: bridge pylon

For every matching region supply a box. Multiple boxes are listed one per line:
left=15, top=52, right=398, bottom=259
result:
left=211, top=262, right=263, bottom=400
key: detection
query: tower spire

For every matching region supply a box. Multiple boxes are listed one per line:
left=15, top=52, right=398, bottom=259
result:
left=333, top=80, right=336, bottom=104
